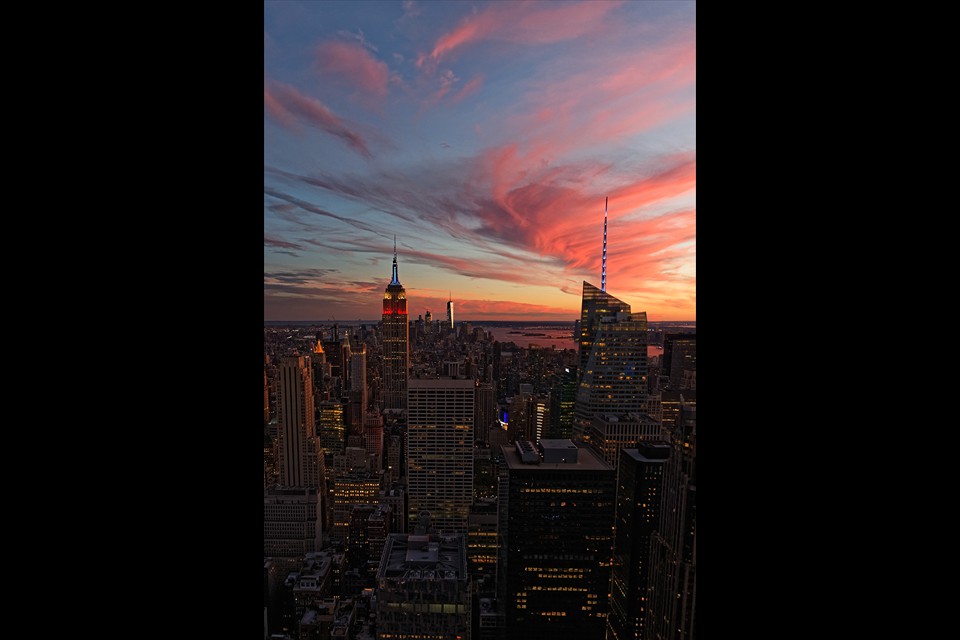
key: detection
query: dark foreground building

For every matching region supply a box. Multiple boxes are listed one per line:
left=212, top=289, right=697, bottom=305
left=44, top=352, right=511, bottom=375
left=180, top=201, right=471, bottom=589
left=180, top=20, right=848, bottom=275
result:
left=646, top=402, right=696, bottom=640
left=606, top=443, right=670, bottom=640
left=375, top=532, right=471, bottom=640
left=498, top=439, right=616, bottom=640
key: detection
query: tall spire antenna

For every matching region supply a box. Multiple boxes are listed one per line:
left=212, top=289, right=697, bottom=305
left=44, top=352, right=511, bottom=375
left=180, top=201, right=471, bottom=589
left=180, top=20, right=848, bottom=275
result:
left=601, top=197, right=608, bottom=292
left=390, top=235, right=400, bottom=285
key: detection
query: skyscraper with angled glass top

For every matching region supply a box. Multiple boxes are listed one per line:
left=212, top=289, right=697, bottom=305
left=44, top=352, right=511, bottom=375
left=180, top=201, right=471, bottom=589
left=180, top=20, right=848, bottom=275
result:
left=574, top=283, right=652, bottom=449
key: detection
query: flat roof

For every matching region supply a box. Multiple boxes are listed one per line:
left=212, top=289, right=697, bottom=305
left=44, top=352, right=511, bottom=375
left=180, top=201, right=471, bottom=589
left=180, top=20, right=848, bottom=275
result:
left=407, top=377, right=476, bottom=388
left=500, top=443, right=612, bottom=472
left=593, top=412, right=659, bottom=424
left=622, top=445, right=671, bottom=463
left=377, top=534, right=467, bottom=581
left=538, top=438, right=578, bottom=449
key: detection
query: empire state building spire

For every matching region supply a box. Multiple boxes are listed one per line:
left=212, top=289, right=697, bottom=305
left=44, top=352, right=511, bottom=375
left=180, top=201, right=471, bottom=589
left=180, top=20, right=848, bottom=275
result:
left=382, top=236, right=409, bottom=411
left=390, top=235, right=401, bottom=285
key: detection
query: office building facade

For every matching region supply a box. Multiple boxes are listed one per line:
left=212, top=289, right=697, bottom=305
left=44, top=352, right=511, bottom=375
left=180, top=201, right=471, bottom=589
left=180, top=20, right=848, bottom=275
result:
left=498, top=440, right=616, bottom=640
left=406, top=377, right=475, bottom=534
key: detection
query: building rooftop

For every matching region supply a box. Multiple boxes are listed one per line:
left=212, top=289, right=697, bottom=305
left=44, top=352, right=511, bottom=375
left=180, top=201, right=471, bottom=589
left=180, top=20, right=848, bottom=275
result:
left=594, top=412, right=659, bottom=424
left=264, top=486, right=318, bottom=497
left=500, top=442, right=612, bottom=471
left=407, top=376, right=477, bottom=388
left=377, top=533, right=467, bottom=581
left=622, top=444, right=671, bottom=463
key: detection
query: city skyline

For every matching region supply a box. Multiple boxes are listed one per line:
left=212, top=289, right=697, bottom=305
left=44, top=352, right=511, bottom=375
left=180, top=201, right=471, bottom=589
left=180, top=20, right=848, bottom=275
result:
left=265, top=1, right=696, bottom=322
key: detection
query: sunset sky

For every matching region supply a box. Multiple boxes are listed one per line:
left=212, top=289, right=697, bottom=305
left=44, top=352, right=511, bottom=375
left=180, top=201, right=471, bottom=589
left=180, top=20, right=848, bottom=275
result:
left=264, top=0, right=695, bottom=322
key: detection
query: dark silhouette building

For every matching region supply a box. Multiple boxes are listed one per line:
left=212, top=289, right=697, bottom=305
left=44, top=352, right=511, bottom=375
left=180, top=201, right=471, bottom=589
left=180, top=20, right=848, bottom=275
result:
left=646, top=402, right=696, bottom=640
left=498, top=440, right=615, bottom=640
left=548, top=365, right=578, bottom=440
left=606, top=443, right=670, bottom=640
left=661, top=333, right=696, bottom=391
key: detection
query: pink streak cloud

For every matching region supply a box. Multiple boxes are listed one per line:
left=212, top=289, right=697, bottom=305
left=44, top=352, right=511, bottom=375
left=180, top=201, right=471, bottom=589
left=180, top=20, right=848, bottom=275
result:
left=315, top=40, right=390, bottom=103
left=264, top=82, right=373, bottom=158
left=263, top=89, right=295, bottom=129
left=455, top=148, right=696, bottom=292
left=508, top=35, right=696, bottom=161
left=450, top=75, right=483, bottom=104
left=428, top=1, right=624, bottom=63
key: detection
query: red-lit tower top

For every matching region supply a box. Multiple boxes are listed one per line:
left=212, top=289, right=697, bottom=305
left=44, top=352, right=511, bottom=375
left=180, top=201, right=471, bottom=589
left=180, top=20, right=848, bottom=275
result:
left=383, top=236, right=407, bottom=316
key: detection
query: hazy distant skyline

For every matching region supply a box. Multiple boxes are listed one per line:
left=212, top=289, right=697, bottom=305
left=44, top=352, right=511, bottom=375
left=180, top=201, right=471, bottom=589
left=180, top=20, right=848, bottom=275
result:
left=265, top=1, right=695, bottom=321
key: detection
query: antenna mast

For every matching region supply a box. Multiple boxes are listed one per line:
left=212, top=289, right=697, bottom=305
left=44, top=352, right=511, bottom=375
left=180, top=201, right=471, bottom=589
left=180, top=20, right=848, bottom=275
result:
left=601, top=197, right=608, bottom=292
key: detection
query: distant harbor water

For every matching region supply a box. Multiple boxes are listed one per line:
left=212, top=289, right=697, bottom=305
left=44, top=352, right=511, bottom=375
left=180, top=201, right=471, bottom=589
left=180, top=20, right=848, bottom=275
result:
left=483, top=325, right=665, bottom=358
left=484, top=326, right=579, bottom=350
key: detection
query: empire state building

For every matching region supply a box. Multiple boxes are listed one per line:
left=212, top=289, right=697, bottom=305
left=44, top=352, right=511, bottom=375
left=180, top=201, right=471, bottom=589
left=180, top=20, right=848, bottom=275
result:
left=382, top=239, right=409, bottom=411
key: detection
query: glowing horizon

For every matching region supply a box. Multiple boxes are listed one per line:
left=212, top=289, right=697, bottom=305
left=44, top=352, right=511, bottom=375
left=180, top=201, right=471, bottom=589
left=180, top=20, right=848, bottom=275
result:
left=265, top=1, right=696, bottom=322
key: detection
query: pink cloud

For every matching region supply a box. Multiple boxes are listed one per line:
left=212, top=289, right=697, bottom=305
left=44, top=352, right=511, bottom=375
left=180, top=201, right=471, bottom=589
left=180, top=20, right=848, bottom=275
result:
left=428, top=1, right=624, bottom=63
left=506, top=35, right=696, bottom=161
left=315, top=40, right=390, bottom=103
left=451, top=147, right=696, bottom=292
left=264, top=82, right=373, bottom=158
left=450, top=75, right=483, bottom=104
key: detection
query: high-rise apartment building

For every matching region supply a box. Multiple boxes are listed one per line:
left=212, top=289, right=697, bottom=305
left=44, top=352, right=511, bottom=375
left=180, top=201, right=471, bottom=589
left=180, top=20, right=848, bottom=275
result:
left=319, top=401, right=346, bottom=458
left=660, top=391, right=695, bottom=437
left=606, top=443, right=670, bottom=640
left=277, top=356, right=325, bottom=489
left=385, top=434, right=402, bottom=484
left=331, top=471, right=382, bottom=545
left=475, top=382, right=496, bottom=443
left=363, top=410, right=384, bottom=469
left=498, top=440, right=616, bottom=640
left=347, top=341, right=367, bottom=434
left=467, top=501, right=498, bottom=580
left=406, top=377, right=475, bottom=534
left=447, top=293, right=455, bottom=330
left=264, top=486, right=323, bottom=572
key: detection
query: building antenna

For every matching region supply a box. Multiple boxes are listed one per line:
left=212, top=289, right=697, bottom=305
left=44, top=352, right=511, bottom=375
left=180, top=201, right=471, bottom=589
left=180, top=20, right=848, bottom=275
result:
left=601, top=197, right=608, bottom=292
left=390, top=235, right=400, bottom=285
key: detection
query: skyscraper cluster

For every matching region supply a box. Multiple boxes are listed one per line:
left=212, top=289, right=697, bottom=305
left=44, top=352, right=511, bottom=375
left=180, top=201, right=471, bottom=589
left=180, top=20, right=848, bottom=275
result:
left=264, top=222, right=695, bottom=640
